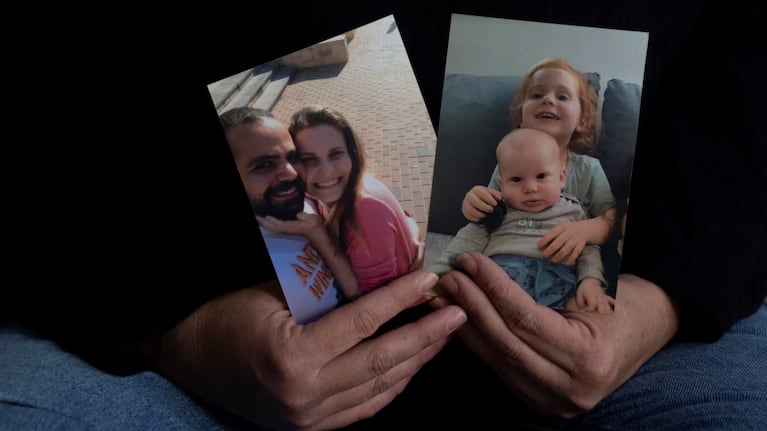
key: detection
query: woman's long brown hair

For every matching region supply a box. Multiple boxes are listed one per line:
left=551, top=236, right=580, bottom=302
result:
left=289, top=105, right=366, bottom=251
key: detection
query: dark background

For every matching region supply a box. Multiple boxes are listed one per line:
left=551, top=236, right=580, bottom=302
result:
left=7, top=0, right=765, bottom=362
left=0, top=1, right=720, bottom=255
left=60, top=0, right=729, bottom=269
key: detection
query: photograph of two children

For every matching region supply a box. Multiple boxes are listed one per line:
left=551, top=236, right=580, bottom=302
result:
left=207, top=13, right=648, bottom=323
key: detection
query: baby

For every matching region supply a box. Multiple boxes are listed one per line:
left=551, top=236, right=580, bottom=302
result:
left=430, top=128, right=613, bottom=312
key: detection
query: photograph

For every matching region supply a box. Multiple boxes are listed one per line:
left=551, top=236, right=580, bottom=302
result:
left=426, top=14, right=649, bottom=308
left=207, top=14, right=437, bottom=323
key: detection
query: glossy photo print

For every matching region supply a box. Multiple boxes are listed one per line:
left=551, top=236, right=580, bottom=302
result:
left=207, top=15, right=437, bottom=323
left=426, top=14, right=649, bottom=311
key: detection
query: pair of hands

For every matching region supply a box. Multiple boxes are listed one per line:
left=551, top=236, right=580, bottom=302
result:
left=431, top=252, right=678, bottom=417
left=152, top=252, right=676, bottom=430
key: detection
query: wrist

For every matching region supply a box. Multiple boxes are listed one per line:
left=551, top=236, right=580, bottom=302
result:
left=578, top=277, right=603, bottom=291
left=616, top=274, right=680, bottom=340
left=306, top=228, right=331, bottom=247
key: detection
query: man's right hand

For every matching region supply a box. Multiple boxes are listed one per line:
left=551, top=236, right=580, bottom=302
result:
left=462, top=186, right=503, bottom=222
left=150, top=270, right=466, bottom=431
left=434, top=252, right=678, bottom=418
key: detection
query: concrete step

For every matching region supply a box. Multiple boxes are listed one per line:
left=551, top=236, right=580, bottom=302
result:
left=207, top=67, right=256, bottom=110
left=217, top=63, right=275, bottom=114
left=210, top=62, right=294, bottom=114
left=252, top=65, right=294, bottom=112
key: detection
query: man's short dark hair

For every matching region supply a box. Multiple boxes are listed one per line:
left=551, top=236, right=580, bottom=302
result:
left=219, top=107, right=273, bottom=133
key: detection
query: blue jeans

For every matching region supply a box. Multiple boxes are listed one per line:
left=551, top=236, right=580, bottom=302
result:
left=490, top=254, right=577, bottom=310
left=570, top=303, right=767, bottom=430
left=0, top=325, right=255, bottom=431
left=2, top=305, right=766, bottom=430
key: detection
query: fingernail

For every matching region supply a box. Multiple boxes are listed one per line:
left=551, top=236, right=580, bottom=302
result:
left=419, top=272, right=438, bottom=293
left=446, top=309, right=467, bottom=332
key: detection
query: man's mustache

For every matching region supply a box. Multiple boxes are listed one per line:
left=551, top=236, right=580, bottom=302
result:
left=252, top=178, right=307, bottom=220
left=265, top=179, right=305, bottom=199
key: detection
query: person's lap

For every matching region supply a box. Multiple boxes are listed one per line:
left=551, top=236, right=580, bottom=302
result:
left=351, top=303, right=767, bottom=430
left=0, top=325, right=253, bottom=431
left=2, top=304, right=765, bottom=430
left=571, top=303, right=767, bottom=430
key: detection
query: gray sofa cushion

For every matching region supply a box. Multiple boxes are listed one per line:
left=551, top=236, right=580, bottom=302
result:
left=596, top=78, right=642, bottom=211
left=429, top=74, right=524, bottom=236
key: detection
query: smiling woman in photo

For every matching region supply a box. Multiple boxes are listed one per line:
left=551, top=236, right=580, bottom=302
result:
left=285, top=104, right=424, bottom=295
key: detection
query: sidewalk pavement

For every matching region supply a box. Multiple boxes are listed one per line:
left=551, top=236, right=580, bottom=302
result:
left=270, top=15, right=437, bottom=236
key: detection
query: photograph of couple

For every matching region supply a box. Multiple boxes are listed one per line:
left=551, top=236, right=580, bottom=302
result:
left=208, top=15, right=436, bottom=322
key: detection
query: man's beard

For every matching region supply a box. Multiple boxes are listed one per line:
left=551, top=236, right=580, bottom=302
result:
left=252, top=179, right=307, bottom=220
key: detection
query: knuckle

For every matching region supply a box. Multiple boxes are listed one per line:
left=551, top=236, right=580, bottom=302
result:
left=286, top=412, right=318, bottom=431
left=270, top=353, right=304, bottom=383
left=560, top=357, right=613, bottom=414
left=368, top=346, right=399, bottom=375
left=584, top=353, right=612, bottom=382
left=266, top=358, right=320, bottom=414
left=279, top=391, right=313, bottom=419
left=568, top=391, right=600, bottom=413
left=351, top=308, right=382, bottom=338
left=497, top=339, right=525, bottom=362
left=510, top=308, right=538, bottom=335
left=419, top=325, right=440, bottom=348
left=370, top=371, right=395, bottom=397
left=556, top=382, right=601, bottom=416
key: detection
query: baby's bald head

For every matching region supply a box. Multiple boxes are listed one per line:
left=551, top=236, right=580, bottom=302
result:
left=496, top=128, right=560, bottom=175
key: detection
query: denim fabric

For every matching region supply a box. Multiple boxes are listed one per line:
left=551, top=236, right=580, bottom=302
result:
left=570, top=303, right=767, bottom=430
left=0, top=326, right=256, bottom=431
left=491, top=254, right=577, bottom=309
left=2, top=305, right=765, bottom=430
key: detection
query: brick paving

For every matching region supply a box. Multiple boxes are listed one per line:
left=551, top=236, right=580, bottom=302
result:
left=270, top=15, right=436, bottom=234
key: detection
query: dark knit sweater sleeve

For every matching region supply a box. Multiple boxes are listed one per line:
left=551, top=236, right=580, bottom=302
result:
left=4, top=68, right=276, bottom=374
left=619, top=8, right=767, bottom=342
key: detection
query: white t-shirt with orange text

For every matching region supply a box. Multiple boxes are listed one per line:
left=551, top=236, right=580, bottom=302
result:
left=259, top=199, right=340, bottom=323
